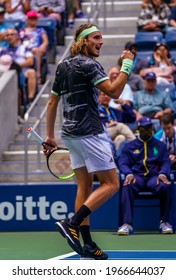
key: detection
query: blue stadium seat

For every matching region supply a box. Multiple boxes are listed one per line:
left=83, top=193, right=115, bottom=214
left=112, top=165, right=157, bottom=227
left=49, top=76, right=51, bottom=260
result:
left=156, top=83, right=176, bottom=101
left=165, top=30, right=176, bottom=51
left=134, top=31, right=164, bottom=52
left=119, top=173, right=176, bottom=230
left=156, top=83, right=176, bottom=117
left=36, top=18, right=56, bottom=64
left=136, top=50, right=153, bottom=62
left=4, top=19, right=25, bottom=30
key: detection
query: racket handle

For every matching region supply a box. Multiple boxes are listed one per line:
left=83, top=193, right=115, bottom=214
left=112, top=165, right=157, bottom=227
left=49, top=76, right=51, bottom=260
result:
left=27, top=127, right=44, bottom=145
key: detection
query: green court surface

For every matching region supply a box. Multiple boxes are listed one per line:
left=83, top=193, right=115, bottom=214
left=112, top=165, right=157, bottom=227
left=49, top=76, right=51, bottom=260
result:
left=0, top=231, right=176, bottom=260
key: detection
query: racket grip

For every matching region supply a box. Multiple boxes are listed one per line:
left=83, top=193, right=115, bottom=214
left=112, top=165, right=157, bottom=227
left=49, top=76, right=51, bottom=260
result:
left=27, top=127, right=44, bottom=145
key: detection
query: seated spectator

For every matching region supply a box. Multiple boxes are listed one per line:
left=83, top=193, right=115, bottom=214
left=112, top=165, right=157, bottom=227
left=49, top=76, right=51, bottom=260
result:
left=124, top=42, right=149, bottom=75
left=30, top=0, right=65, bottom=23
left=19, top=10, right=49, bottom=84
left=0, top=4, right=15, bottom=48
left=65, top=0, right=85, bottom=28
left=74, top=0, right=85, bottom=18
left=117, top=116, right=173, bottom=235
left=140, top=42, right=176, bottom=84
left=133, top=72, right=173, bottom=131
left=142, top=0, right=176, bottom=8
left=155, top=113, right=176, bottom=178
left=117, top=55, right=145, bottom=92
left=5, top=27, right=37, bottom=104
left=137, top=0, right=171, bottom=33
left=168, top=4, right=176, bottom=30
left=108, top=66, right=134, bottom=109
left=5, top=0, right=30, bottom=20
left=98, top=91, right=136, bottom=151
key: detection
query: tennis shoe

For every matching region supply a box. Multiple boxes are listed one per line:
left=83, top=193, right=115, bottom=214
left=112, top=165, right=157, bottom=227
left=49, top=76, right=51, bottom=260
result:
left=75, top=11, right=86, bottom=18
left=159, top=222, right=173, bottom=234
left=80, top=242, right=108, bottom=260
left=55, top=219, right=83, bottom=255
left=117, top=223, right=133, bottom=235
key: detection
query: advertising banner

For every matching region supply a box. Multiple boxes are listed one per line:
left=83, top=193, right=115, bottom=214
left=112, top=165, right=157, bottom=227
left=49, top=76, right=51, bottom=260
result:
left=0, top=183, right=120, bottom=231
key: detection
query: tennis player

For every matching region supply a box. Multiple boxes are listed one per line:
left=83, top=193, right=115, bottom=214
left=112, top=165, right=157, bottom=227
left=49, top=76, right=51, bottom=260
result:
left=43, top=24, right=134, bottom=259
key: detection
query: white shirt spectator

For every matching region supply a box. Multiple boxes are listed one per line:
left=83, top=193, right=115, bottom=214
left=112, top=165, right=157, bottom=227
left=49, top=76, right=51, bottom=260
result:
left=109, top=84, right=134, bottom=109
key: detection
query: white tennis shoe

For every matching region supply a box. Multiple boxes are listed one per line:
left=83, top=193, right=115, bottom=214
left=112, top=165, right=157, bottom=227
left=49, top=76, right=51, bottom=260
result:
left=117, top=223, right=133, bottom=235
left=159, top=222, right=173, bottom=234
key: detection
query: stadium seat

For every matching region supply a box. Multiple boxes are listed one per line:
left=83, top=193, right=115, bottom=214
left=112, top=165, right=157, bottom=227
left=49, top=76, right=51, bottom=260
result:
left=4, top=19, right=25, bottom=30
left=156, top=83, right=176, bottom=101
left=136, top=50, right=153, bottom=62
left=118, top=173, right=176, bottom=230
left=37, top=18, right=57, bottom=64
left=165, top=30, right=176, bottom=51
left=134, top=31, right=164, bottom=52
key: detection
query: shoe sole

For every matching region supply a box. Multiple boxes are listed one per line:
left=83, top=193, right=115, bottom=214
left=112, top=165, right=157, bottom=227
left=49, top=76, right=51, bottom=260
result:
left=117, top=231, right=133, bottom=235
left=161, top=230, right=173, bottom=234
left=55, top=222, right=83, bottom=255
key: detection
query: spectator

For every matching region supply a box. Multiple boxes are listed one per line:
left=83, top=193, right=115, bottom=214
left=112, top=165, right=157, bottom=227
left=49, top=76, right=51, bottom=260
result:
left=5, top=0, right=30, bottom=20
left=30, top=0, right=65, bottom=23
left=0, top=53, right=23, bottom=122
left=124, top=42, right=149, bottom=75
left=117, top=55, right=145, bottom=92
left=98, top=91, right=136, bottom=151
left=117, top=116, right=173, bottom=235
left=0, top=4, right=15, bottom=48
left=108, top=66, right=134, bottom=109
left=65, top=0, right=85, bottom=28
left=155, top=113, right=176, bottom=178
left=19, top=10, right=49, bottom=84
left=133, top=72, right=173, bottom=124
left=74, top=0, right=85, bottom=18
left=140, top=42, right=176, bottom=84
left=5, top=27, right=37, bottom=104
left=168, top=4, right=176, bottom=29
left=127, top=72, right=145, bottom=93
left=142, top=0, right=176, bottom=8
left=137, top=0, right=171, bottom=33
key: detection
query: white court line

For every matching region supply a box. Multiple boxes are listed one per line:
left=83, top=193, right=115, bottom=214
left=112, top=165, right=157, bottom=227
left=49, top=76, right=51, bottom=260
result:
left=48, top=252, right=77, bottom=260
left=47, top=250, right=176, bottom=260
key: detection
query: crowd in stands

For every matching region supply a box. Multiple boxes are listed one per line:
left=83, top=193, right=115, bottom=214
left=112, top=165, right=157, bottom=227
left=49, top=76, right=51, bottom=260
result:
left=0, top=0, right=85, bottom=122
left=97, top=0, right=176, bottom=234
left=0, top=0, right=176, bottom=233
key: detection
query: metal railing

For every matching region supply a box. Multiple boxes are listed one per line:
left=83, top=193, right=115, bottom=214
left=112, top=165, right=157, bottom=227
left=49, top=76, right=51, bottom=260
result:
left=23, top=0, right=109, bottom=184
left=24, top=80, right=51, bottom=184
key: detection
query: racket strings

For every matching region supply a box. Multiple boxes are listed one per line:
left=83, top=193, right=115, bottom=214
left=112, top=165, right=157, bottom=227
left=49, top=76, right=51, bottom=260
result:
left=47, top=150, right=73, bottom=179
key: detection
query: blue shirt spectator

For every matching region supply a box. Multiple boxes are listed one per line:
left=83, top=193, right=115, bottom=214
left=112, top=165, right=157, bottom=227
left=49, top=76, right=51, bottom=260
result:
left=0, top=4, right=14, bottom=48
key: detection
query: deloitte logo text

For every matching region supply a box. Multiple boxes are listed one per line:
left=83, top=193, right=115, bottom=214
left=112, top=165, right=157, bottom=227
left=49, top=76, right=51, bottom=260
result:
left=0, top=196, right=74, bottom=221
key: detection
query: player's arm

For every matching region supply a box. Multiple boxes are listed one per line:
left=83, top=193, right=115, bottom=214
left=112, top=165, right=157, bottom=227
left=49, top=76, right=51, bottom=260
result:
left=46, top=93, right=61, bottom=140
left=96, top=50, right=134, bottom=99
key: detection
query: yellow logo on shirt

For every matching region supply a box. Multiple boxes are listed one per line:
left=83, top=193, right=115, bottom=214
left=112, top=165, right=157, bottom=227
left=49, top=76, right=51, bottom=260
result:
left=133, top=149, right=140, bottom=154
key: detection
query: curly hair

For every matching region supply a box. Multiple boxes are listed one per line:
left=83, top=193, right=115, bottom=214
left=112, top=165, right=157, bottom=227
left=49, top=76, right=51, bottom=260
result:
left=70, top=24, right=98, bottom=57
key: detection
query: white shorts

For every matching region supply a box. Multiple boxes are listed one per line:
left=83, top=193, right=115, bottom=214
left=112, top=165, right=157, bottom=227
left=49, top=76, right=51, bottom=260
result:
left=62, top=133, right=116, bottom=173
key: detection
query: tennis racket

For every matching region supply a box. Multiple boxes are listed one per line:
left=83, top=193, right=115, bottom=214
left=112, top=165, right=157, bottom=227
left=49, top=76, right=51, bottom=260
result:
left=27, top=127, right=75, bottom=180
